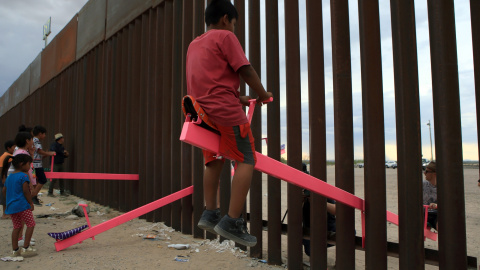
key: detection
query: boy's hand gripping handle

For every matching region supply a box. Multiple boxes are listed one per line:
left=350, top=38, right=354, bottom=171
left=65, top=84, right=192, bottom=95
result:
left=247, top=97, right=273, bottom=124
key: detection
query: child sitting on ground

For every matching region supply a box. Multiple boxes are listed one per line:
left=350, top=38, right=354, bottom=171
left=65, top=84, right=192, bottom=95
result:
left=2, top=154, right=38, bottom=258
left=186, top=0, right=272, bottom=247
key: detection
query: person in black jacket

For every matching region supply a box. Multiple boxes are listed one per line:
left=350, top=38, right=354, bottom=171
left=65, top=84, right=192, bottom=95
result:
left=48, top=133, right=69, bottom=197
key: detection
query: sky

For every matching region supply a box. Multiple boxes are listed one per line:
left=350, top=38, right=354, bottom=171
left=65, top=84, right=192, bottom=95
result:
left=0, top=0, right=477, bottom=161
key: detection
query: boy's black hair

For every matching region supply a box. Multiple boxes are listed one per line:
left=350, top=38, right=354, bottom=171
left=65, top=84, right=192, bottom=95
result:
left=205, top=0, right=238, bottom=27
left=4, top=140, right=15, bottom=150
left=18, top=124, right=32, bottom=133
left=33, top=125, right=47, bottom=136
left=15, top=132, right=33, bottom=148
left=11, top=154, right=33, bottom=170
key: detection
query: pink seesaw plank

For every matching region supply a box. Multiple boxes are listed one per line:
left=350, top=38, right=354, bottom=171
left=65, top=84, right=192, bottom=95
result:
left=180, top=121, right=363, bottom=210
left=44, top=172, right=139, bottom=180
left=55, top=186, right=194, bottom=251
left=180, top=121, right=439, bottom=242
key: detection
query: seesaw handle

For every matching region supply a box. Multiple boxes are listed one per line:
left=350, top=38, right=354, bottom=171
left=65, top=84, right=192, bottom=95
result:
left=247, top=97, right=273, bottom=124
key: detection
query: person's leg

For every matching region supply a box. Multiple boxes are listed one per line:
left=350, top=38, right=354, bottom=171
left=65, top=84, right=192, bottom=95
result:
left=48, top=178, right=56, bottom=195
left=12, top=228, right=21, bottom=250
left=228, top=162, right=254, bottom=218
left=203, top=159, right=224, bottom=210
left=23, top=226, right=35, bottom=248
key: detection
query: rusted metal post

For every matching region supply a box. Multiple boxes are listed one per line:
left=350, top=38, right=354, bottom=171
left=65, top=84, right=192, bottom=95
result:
left=471, top=0, right=480, bottom=183
left=389, top=1, right=425, bottom=269
left=427, top=1, right=468, bottom=268
left=171, top=0, right=184, bottom=231
left=265, top=0, right=282, bottom=265
left=192, top=0, right=205, bottom=239
left=181, top=0, right=194, bottom=235
left=330, top=0, right=356, bottom=268
left=162, top=0, right=174, bottom=226
left=284, top=0, right=303, bottom=268
left=358, top=1, right=387, bottom=268
left=305, top=1, right=328, bottom=269
left=153, top=4, right=165, bottom=222
left=248, top=0, right=262, bottom=258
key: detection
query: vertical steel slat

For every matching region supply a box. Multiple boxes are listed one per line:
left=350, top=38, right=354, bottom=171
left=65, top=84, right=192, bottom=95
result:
left=103, top=40, right=111, bottom=207
left=305, top=1, right=328, bottom=269
left=129, top=18, right=142, bottom=211
left=107, top=38, right=118, bottom=208
left=330, top=1, right=356, bottom=267
left=358, top=1, right=387, bottom=268
left=181, top=0, right=194, bottom=235
left=248, top=0, right=262, bottom=258
left=171, top=0, right=184, bottom=232
left=138, top=12, right=150, bottom=219
left=76, top=58, right=86, bottom=198
left=146, top=8, right=157, bottom=223
left=119, top=27, right=130, bottom=212
left=284, top=0, right=304, bottom=268
left=86, top=51, right=96, bottom=202
left=96, top=43, right=106, bottom=206
left=235, top=0, right=246, bottom=97
left=471, top=0, right=480, bottom=184
left=427, top=1, right=468, bottom=268
left=265, top=0, right=282, bottom=265
left=389, top=1, right=425, bottom=269
left=192, top=0, right=205, bottom=239
left=153, top=4, right=165, bottom=222
left=162, top=0, right=174, bottom=226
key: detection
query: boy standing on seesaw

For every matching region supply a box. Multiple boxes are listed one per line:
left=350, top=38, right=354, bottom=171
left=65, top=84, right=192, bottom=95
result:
left=186, top=0, right=272, bottom=247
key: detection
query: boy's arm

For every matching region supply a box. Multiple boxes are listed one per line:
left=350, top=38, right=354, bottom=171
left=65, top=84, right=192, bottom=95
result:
left=238, top=65, right=272, bottom=104
left=37, top=148, right=56, bottom=157
left=23, top=182, right=34, bottom=211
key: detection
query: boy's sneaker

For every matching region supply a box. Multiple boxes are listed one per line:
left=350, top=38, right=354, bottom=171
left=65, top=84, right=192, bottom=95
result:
left=32, top=196, right=42, bottom=206
left=18, top=237, right=36, bottom=246
left=12, top=248, right=22, bottom=257
left=214, top=215, right=257, bottom=247
left=198, top=209, right=221, bottom=234
left=21, top=246, right=37, bottom=257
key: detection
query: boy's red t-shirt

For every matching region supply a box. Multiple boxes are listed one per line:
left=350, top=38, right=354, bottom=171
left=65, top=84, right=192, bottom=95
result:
left=186, top=29, right=250, bottom=126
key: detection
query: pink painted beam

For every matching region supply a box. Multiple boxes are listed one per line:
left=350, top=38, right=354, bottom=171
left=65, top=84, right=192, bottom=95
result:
left=54, top=186, right=194, bottom=251
left=180, top=122, right=439, bottom=242
left=180, top=122, right=363, bottom=210
left=45, top=172, right=139, bottom=180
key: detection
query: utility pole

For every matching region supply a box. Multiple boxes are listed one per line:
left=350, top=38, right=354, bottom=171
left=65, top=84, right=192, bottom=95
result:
left=427, top=120, right=433, bottom=160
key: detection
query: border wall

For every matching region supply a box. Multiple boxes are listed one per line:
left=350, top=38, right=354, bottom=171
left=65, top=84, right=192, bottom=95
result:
left=0, top=0, right=477, bottom=269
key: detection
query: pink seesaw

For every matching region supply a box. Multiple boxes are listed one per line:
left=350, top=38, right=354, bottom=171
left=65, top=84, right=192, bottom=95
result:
left=180, top=97, right=437, bottom=247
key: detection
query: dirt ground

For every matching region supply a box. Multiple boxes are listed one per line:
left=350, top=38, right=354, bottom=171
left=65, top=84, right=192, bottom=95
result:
left=1, top=166, right=479, bottom=269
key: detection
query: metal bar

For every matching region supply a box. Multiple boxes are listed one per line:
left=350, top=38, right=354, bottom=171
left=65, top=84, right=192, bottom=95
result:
left=305, top=0, right=328, bottom=269
left=192, top=0, right=205, bottom=239
left=138, top=12, right=150, bottom=219
left=248, top=0, right=262, bottom=258
left=171, top=0, right=184, bottom=232
left=358, top=1, right=387, bottom=268
left=265, top=0, right=282, bottom=265
left=153, top=3, right=165, bottom=223
left=389, top=1, right=425, bottom=268
left=235, top=0, right=246, bottom=97
left=471, top=0, right=480, bottom=185
left=330, top=0, right=356, bottom=268
left=427, top=1, right=468, bottom=268
left=284, top=0, right=303, bottom=268
left=146, top=8, right=157, bottom=222
left=162, top=0, right=174, bottom=226
left=128, top=19, right=141, bottom=211
left=181, top=0, right=194, bottom=235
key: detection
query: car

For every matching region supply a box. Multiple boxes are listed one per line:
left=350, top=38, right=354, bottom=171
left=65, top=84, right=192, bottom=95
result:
left=357, top=163, right=364, bottom=168
left=385, top=161, right=397, bottom=168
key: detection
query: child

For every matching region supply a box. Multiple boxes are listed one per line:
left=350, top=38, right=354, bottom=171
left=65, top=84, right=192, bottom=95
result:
left=2, top=154, right=37, bottom=258
left=31, top=126, right=56, bottom=206
left=186, top=0, right=272, bottom=247
left=1, top=140, right=16, bottom=218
